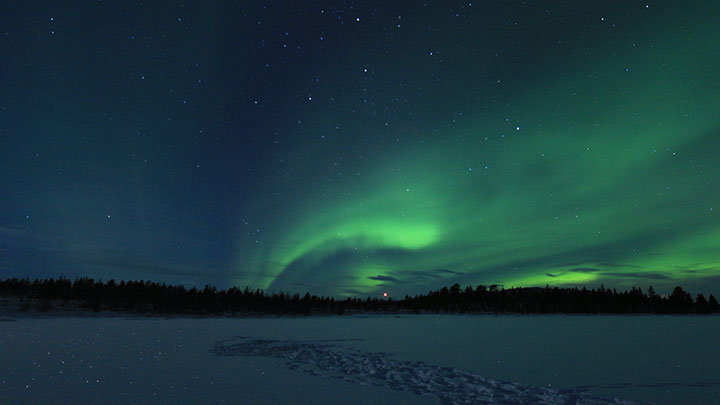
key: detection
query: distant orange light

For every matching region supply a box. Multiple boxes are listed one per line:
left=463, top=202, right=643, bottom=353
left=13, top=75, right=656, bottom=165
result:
left=383, top=292, right=388, bottom=297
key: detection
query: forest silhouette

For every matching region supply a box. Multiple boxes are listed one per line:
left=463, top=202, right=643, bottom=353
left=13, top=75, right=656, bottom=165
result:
left=1, top=277, right=718, bottom=315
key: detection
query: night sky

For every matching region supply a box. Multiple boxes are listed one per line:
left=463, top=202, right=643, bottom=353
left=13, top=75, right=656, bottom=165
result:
left=2, top=1, right=719, bottom=297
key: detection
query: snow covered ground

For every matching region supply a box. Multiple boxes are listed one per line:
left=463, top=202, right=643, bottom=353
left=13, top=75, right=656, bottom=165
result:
left=1, top=314, right=718, bottom=404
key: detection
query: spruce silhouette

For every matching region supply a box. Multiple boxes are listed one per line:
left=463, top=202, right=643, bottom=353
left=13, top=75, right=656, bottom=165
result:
left=1, top=277, right=717, bottom=316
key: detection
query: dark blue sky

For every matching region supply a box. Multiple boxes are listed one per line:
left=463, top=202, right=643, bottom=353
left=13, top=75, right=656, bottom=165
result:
left=2, top=1, right=719, bottom=297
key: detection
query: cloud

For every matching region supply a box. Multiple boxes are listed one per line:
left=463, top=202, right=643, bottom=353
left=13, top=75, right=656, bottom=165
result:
left=601, top=271, right=671, bottom=280
left=598, top=262, right=643, bottom=269
left=399, top=270, right=443, bottom=280
left=436, top=269, right=465, bottom=276
left=368, top=275, right=399, bottom=282
left=569, top=267, right=600, bottom=273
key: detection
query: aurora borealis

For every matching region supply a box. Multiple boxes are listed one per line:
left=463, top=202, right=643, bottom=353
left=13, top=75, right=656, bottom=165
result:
left=1, top=1, right=719, bottom=297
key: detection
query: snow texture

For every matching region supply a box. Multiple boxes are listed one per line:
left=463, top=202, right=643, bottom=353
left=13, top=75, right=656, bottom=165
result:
left=212, top=336, right=639, bottom=405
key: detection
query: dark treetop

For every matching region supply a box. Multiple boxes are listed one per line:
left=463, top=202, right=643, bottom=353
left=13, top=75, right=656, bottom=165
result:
left=2, top=277, right=717, bottom=316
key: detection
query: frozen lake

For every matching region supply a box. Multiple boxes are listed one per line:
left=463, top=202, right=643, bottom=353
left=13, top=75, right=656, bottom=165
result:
left=1, top=314, right=718, bottom=404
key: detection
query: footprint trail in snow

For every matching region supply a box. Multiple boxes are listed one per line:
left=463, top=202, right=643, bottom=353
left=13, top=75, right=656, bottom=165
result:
left=211, top=337, right=642, bottom=405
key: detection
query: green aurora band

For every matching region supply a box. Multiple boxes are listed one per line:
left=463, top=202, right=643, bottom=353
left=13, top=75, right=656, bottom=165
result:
left=232, top=3, right=720, bottom=297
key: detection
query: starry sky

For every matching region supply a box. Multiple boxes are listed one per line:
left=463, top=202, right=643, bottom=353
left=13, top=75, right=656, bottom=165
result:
left=1, top=1, right=719, bottom=297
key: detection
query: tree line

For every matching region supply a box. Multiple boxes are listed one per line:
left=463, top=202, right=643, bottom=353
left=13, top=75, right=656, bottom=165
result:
left=1, top=277, right=718, bottom=315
